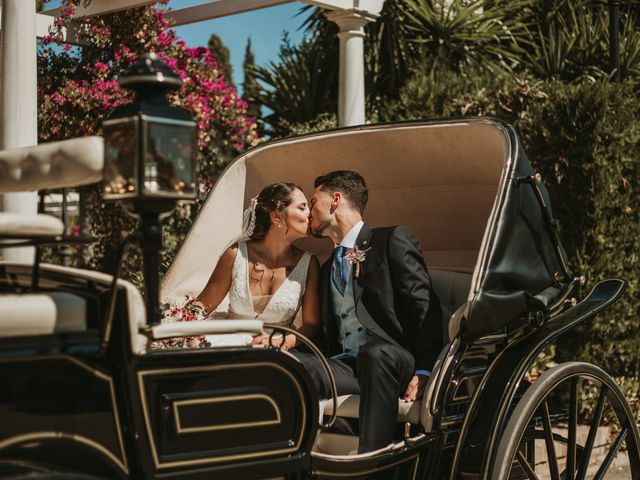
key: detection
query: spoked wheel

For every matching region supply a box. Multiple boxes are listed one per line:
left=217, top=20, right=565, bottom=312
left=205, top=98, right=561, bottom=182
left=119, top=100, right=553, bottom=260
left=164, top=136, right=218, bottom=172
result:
left=492, top=362, right=640, bottom=480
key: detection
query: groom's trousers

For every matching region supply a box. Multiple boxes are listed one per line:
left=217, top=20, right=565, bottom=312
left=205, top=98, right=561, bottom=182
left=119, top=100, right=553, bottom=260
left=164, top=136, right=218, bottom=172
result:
left=292, top=339, right=414, bottom=453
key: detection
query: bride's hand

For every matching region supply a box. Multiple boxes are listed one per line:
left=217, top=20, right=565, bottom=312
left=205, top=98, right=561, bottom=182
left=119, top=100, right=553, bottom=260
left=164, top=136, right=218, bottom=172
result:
left=253, top=332, right=290, bottom=350
left=252, top=332, right=269, bottom=346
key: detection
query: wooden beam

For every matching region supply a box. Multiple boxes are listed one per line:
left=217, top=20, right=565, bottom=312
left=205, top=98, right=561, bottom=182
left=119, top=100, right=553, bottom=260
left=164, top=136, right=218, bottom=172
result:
left=2, top=0, right=386, bottom=45
left=40, top=0, right=154, bottom=18
left=305, top=0, right=353, bottom=10
left=306, top=0, right=385, bottom=13
left=165, top=0, right=293, bottom=27
left=4, top=0, right=385, bottom=37
left=164, top=0, right=384, bottom=27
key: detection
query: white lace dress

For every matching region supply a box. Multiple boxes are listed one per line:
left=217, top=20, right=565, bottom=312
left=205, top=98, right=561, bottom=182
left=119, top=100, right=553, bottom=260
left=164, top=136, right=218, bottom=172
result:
left=227, top=242, right=312, bottom=327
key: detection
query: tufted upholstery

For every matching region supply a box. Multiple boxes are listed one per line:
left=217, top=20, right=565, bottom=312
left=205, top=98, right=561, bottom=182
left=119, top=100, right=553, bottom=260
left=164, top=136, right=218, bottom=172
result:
left=0, top=137, right=103, bottom=193
left=430, top=268, right=472, bottom=342
left=0, top=212, right=64, bottom=238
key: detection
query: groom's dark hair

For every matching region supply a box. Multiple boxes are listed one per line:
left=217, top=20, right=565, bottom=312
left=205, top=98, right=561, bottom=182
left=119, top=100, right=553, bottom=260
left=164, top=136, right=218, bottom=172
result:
left=314, top=170, right=368, bottom=215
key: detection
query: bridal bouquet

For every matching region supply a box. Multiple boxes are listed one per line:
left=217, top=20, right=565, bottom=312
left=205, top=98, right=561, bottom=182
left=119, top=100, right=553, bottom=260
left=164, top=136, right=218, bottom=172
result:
left=150, top=296, right=211, bottom=349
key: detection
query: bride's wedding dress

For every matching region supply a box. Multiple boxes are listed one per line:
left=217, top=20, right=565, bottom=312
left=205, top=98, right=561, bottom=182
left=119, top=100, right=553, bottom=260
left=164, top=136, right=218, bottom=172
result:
left=227, top=242, right=312, bottom=326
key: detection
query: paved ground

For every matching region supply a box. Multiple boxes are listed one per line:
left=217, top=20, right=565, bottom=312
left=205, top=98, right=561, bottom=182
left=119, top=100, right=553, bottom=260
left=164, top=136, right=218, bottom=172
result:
left=605, top=462, right=632, bottom=479
left=530, top=425, right=633, bottom=479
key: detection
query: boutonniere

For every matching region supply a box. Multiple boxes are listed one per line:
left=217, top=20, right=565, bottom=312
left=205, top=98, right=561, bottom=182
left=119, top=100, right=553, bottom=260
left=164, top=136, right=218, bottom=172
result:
left=345, top=242, right=371, bottom=278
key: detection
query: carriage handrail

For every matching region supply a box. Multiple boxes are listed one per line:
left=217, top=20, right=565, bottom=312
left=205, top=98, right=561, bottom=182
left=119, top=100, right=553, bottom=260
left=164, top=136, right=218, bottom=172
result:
left=150, top=319, right=264, bottom=339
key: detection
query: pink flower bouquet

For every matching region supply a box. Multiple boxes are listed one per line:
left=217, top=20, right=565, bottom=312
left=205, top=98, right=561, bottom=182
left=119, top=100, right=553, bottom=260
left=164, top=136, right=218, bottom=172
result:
left=150, top=296, right=211, bottom=349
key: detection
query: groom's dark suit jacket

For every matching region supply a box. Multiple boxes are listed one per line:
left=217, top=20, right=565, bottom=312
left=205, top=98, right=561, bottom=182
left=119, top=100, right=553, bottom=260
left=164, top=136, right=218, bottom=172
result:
left=320, top=223, right=443, bottom=371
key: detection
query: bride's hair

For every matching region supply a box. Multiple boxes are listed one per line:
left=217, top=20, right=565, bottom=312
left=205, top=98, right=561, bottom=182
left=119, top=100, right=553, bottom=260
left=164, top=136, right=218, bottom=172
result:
left=251, top=182, right=302, bottom=240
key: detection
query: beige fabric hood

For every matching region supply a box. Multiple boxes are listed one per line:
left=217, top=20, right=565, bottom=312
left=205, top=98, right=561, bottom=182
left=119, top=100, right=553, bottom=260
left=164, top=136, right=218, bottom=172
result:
left=161, top=119, right=510, bottom=301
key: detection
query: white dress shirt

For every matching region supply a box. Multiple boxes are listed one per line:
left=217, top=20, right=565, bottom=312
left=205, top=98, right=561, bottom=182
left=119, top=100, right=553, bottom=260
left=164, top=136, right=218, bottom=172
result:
left=338, top=220, right=364, bottom=249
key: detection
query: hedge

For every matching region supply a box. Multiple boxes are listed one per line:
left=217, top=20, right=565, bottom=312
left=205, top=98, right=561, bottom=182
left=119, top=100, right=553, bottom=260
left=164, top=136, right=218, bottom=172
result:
left=375, top=72, right=640, bottom=377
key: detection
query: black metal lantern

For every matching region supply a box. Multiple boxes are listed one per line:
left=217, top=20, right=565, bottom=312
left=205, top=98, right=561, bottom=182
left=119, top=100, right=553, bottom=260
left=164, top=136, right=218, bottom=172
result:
left=103, top=53, right=197, bottom=211
left=102, top=53, right=197, bottom=324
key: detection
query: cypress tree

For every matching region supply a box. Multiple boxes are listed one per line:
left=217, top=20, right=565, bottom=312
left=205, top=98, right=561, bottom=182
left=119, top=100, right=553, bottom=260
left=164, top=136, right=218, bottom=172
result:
left=208, top=33, right=234, bottom=88
left=242, top=37, right=262, bottom=119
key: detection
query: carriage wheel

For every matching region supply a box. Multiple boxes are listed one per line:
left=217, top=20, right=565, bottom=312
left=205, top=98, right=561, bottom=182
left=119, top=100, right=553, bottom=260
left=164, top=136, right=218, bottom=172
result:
left=491, top=362, right=640, bottom=480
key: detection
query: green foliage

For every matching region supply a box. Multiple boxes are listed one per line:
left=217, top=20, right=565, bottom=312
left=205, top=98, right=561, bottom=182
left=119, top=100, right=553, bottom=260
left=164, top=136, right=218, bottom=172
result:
left=379, top=67, right=547, bottom=126
left=580, top=376, right=640, bottom=432
left=514, top=0, right=640, bottom=83
left=254, top=34, right=338, bottom=137
left=242, top=37, right=262, bottom=121
left=38, top=1, right=258, bottom=280
left=278, top=113, right=338, bottom=138
left=526, top=81, right=640, bottom=376
left=263, top=0, right=640, bottom=134
left=208, top=33, right=234, bottom=88
left=380, top=70, right=640, bottom=376
left=402, top=0, right=529, bottom=77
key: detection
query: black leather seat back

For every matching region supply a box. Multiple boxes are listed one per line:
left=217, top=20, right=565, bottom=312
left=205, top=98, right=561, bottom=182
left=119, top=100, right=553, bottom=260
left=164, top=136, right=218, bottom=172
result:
left=430, top=269, right=472, bottom=343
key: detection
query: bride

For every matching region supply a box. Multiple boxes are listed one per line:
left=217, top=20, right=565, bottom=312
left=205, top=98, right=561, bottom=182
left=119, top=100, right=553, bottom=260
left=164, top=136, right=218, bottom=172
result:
left=192, top=182, right=321, bottom=349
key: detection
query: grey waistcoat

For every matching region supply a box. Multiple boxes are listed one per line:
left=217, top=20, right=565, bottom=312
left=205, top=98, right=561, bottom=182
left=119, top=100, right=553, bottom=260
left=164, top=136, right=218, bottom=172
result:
left=330, top=271, right=374, bottom=355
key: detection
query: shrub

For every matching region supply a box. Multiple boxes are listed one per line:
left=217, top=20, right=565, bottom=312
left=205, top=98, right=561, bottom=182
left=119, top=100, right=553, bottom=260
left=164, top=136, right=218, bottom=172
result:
left=38, top=0, right=259, bottom=280
left=382, top=71, right=640, bottom=376
left=526, top=81, right=640, bottom=377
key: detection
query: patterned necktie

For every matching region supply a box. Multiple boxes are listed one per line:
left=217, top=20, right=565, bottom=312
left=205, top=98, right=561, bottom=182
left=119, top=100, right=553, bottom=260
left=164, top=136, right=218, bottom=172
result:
left=332, top=246, right=348, bottom=295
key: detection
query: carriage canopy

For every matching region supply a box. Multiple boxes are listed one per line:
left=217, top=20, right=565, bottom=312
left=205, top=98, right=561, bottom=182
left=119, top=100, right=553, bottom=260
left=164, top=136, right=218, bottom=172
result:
left=162, top=118, right=571, bottom=340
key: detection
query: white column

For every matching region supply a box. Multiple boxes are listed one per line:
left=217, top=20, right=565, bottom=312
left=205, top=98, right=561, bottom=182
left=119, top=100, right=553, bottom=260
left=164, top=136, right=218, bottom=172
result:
left=0, top=0, right=39, bottom=262
left=327, top=9, right=378, bottom=127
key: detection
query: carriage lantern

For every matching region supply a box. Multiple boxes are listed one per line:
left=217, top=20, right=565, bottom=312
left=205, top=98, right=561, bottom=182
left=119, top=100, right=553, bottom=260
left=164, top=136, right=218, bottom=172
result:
left=102, top=52, right=197, bottom=210
left=102, top=53, right=198, bottom=324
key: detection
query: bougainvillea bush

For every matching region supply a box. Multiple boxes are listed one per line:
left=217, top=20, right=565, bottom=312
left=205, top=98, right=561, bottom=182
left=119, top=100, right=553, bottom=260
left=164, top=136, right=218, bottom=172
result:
left=38, top=0, right=259, bottom=276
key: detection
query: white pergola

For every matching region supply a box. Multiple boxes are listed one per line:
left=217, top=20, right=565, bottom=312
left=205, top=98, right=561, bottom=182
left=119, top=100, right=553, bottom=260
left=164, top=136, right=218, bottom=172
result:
left=0, top=0, right=385, bottom=261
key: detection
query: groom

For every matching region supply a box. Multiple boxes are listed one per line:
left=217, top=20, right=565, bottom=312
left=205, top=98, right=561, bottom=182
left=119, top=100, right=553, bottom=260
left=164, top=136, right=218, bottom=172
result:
left=297, top=170, right=442, bottom=453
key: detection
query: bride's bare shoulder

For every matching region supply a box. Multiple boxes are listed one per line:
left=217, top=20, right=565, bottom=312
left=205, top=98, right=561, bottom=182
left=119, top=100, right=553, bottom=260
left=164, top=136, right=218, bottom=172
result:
left=219, top=244, right=239, bottom=266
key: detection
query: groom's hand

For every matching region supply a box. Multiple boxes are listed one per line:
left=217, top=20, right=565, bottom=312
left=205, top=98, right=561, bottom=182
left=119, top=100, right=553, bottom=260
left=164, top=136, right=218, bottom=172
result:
left=403, top=374, right=428, bottom=402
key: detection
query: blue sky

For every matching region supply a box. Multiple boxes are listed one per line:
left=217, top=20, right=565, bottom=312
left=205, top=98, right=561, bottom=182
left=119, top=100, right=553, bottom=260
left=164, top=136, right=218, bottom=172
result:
left=169, top=1, right=310, bottom=94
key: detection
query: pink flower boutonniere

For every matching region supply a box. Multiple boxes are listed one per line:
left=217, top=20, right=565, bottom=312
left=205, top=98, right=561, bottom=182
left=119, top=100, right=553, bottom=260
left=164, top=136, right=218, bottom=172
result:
left=345, top=243, right=371, bottom=278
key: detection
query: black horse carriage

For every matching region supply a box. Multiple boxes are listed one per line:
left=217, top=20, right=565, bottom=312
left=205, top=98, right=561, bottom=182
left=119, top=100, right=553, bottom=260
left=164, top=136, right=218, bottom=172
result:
left=0, top=118, right=638, bottom=479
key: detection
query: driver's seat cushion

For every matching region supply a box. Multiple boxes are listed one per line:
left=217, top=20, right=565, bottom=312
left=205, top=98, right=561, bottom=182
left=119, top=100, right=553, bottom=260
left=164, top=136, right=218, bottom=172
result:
left=429, top=268, right=472, bottom=342
left=319, top=392, right=422, bottom=424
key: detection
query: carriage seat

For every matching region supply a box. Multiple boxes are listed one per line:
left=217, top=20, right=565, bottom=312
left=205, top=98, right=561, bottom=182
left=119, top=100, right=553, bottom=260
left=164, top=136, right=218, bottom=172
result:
left=0, top=291, right=87, bottom=337
left=0, top=212, right=64, bottom=239
left=0, top=137, right=103, bottom=243
left=317, top=268, right=471, bottom=434
left=430, top=268, right=472, bottom=342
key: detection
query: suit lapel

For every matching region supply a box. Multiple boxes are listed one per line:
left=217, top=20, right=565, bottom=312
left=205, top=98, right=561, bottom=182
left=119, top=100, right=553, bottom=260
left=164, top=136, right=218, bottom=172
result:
left=353, top=223, right=373, bottom=305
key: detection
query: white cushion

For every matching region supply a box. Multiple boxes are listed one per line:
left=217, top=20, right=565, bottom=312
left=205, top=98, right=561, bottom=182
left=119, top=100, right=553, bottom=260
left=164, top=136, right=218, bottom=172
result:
left=0, top=212, right=64, bottom=238
left=0, top=292, right=86, bottom=337
left=151, top=319, right=263, bottom=339
left=320, top=395, right=422, bottom=424
left=0, top=137, right=103, bottom=193
left=22, top=263, right=147, bottom=354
